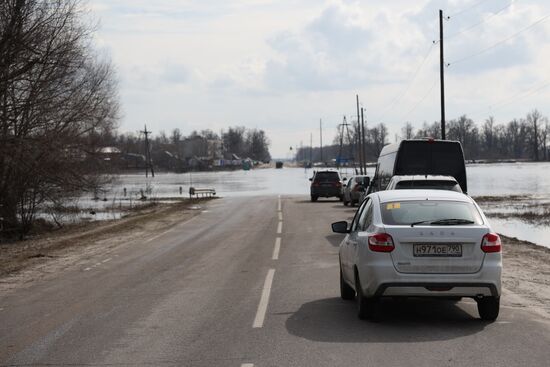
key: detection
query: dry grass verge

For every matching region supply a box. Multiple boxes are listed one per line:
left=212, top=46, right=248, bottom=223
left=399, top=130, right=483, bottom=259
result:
left=0, top=198, right=215, bottom=279
left=501, top=235, right=550, bottom=318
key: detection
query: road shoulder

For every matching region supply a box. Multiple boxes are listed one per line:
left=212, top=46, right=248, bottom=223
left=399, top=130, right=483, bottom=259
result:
left=501, top=234, right=550, bottom=319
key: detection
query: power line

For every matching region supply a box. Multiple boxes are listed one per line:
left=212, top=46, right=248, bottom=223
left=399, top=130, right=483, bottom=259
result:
left=448, top=12, right=550, bottom=66
left=446, top=0, right=517, bottom=40
left=374, top=43, right=436, bottom=122
left=447, top=0, right=487, bottom=19
left=462, top=78, right=550, bottom=118
left=400, top=79, right=438, bottom=121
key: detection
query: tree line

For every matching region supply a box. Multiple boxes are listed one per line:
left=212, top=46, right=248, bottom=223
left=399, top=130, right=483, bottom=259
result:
left=297, top=109, right=550, bottom=163
left=99, top=126, right=271, bottom=171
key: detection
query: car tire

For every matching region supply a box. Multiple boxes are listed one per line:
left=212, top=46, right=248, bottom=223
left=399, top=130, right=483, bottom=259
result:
left=355, top=273, right=377, bottom=320
left=343, top=199, right=349, bottom=206
left=340, top=266, right=355, bottom=300
left=477, top=297, right=500, bottom=321
left=339, top=195, right=343, bottom=202
left=310, top=195, right=318, bottom=202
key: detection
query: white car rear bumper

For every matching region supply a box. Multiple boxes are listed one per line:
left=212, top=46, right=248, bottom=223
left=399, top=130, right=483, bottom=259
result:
left=357, top=254, right=501, bottom=298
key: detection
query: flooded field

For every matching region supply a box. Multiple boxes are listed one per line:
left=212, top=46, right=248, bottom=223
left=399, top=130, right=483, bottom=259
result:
left=63, top=162, right=550, bottom=248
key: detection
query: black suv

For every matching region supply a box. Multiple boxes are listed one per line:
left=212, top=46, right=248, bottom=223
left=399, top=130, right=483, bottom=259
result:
left=309, top=170, right=343, bottom=202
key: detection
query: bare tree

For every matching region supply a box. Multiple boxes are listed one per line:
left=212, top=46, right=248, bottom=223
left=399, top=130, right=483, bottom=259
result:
left=541, top=120, right=549, bottom=161
left=482, top=117, right=495, bottom=158
left=401, top=122, right=414, bottom=140
left=0, top=0, right=119, bottom=236
left=526, top=109, right=547, bottom=161
left=368, top=123, right=388, bottom=158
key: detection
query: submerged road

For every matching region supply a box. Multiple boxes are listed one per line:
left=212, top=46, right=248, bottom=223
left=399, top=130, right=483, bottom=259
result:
left=1, top=196, right=550, bottom=366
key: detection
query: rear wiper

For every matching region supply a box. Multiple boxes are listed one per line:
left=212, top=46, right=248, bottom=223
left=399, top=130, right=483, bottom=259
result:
left=430, top=219, right=475, bottom=225
left=410, top=218, right=474, bottom=227
left=410, top=219, right=436, bottom=227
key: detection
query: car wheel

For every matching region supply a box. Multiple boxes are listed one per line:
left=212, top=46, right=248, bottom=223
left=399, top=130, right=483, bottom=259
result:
left=477, top=297, right=500, bottom=321
left=339, top=195, right=343, bottom=202
left=343, top=199, right=349, bottom=206
left=355, top=273, right=377, bottom=320
left=310, top=195, right=318, bottom=202
left=340, top=266, right=355, bottom=300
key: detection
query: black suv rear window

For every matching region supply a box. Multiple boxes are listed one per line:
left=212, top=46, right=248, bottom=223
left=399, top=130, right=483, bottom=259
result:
left=315, top=172, right=340, bottom=181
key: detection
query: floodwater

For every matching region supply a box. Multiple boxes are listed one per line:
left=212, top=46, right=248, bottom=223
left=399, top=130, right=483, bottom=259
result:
left=72, top=162, right=550, bottom=248
left=108, top=162, right=550, bottom=198
left=466, top=162, right=550, bottom=197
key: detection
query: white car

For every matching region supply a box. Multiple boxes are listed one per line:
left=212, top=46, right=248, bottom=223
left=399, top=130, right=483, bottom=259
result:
left=332, top=189, right=502, bottom=321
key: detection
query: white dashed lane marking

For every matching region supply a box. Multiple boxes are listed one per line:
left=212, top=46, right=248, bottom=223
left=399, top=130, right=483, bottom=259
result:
left=272, top=237, right=281, bottom=260
left=253, top=268, right=275, bottom=328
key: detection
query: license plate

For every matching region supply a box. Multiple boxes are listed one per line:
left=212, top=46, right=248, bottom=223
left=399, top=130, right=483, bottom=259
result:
left=413, top=244, right=462, bottom=257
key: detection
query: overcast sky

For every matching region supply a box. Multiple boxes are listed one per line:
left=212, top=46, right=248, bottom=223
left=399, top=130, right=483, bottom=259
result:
left=89, top=0, right=550, bottom=158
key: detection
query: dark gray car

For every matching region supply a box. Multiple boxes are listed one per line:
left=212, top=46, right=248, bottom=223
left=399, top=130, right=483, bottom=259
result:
left=343, top=175, right=370, bottom=206
left=309, top=170, right=343, bottom=202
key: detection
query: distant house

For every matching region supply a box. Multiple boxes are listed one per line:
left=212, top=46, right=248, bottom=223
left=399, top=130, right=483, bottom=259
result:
left=99, top=147, right=121, bottom=155
left=121, top=153, right=147, bottom=169
left=181, top=136, right=223, bottom=161
left=98, top=147, right=122, bottom=162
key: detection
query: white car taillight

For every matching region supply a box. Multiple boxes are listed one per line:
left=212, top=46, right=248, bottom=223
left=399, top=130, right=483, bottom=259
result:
left=481, top=233, right=501, bottom=253
left=368, top=233, right=395, bottom=252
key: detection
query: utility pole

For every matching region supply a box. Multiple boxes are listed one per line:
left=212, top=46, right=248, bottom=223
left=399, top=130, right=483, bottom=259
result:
left=439, top=9, right=446, bottom=140
left=361, top=107, right=367, bottom=174
left=337, top=116, right=356, bottom=172
left=141, top=124, right=155, bottom=178
left=319, top=119, right=323, bottom=164
left=310, top=132, right=313, bottom=163
left=356, top=95, right=364, bottom=174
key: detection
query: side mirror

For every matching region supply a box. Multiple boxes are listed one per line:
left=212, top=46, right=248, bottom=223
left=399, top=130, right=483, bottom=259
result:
left=331, top=221, right=349, bottom=234
left=309, top=178, right=313, bottom=181
left=343, top=177, right=347, bottom=181
left=364, top=177, right=370, bottom=187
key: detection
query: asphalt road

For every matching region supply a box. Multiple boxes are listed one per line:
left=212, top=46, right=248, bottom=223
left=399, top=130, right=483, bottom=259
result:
left=1, top=195, right=550, bottom=366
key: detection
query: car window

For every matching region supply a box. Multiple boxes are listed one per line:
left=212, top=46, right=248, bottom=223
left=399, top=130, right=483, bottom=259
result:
left=350, top=199, right=368, bottom=232
left=358, top=199, right=373, bottom=231
left=314, top=172, right=340, bottom=181
left=380, top=200, right=483, bottom=225
left=394, top=180, right=460, bottom=192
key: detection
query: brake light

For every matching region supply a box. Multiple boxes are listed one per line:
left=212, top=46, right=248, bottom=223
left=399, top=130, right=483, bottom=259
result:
left=335, top=182, right=342, bottom=188
left=481, top=233, right=501, bottom=253
left=311, top=181, right=320, bottom=187
left=368, top=233, right=394, bottom=252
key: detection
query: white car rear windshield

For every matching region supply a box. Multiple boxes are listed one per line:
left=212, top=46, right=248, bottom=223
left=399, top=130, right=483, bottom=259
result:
left=395, top=180, right=462, bottom=192
left=380, top=200, right=483, bottom=225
